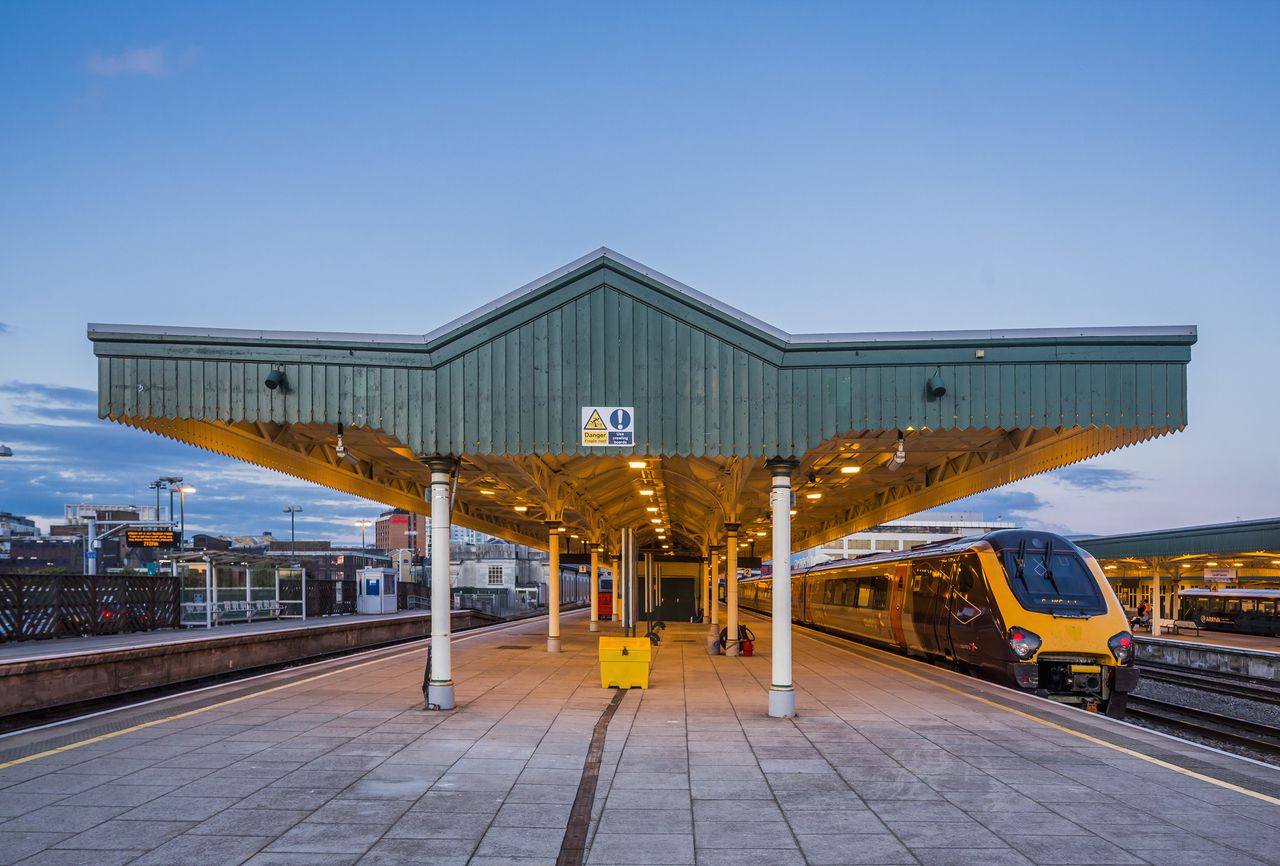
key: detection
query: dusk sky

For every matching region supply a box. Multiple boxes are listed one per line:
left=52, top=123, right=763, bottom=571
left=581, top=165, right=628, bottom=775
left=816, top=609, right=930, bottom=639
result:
left=1, top=2, right=1277, bottom=544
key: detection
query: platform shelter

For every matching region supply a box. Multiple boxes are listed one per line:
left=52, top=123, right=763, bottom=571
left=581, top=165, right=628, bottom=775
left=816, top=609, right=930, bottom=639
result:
left=89, top=248, right=1196, bottom=715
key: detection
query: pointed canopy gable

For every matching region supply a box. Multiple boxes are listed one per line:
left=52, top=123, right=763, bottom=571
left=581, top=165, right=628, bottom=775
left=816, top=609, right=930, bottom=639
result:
left=89, top=250, right=1196, bottom=551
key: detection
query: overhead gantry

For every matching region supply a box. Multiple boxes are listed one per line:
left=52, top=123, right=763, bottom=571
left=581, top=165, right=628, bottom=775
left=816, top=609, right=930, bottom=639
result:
left=89, top=248, right=1196, bottom=716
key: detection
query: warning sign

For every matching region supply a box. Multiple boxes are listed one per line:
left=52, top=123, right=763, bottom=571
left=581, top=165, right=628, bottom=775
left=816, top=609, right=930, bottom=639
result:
left=582, top=406, right=634, bottom=446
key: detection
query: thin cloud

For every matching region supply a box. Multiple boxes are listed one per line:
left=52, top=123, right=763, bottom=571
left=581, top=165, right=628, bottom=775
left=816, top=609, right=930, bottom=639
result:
left=0, top=323, right=9, bottom=335
left=84, top=46, right=201, bottom=78
left=1051, top=465, right=1144, bottom=493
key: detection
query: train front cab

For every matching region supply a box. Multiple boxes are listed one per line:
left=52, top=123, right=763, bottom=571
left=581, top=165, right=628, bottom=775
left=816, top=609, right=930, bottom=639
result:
left=975, top=532, right=1138, bottom=716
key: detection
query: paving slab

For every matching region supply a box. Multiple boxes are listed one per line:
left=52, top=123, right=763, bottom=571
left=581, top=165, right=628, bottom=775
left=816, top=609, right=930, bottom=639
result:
left=1, top=610, right=1279, bottom=865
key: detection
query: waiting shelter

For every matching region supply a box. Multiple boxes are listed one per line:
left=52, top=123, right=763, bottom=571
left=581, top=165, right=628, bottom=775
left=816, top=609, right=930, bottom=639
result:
left=89, top=248, right=1195, bottom=715
left=173, top=552, right=307, bottom=627
left=1077, top=517, right=1280, bottom=633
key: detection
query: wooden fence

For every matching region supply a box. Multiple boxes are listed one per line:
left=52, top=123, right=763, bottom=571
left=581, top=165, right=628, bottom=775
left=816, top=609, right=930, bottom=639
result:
left=0, top=574, right=181, bottom=642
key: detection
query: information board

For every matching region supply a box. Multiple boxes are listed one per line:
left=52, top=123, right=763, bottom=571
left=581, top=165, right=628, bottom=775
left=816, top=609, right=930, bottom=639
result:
left=125, top=529, right=180, bottom=548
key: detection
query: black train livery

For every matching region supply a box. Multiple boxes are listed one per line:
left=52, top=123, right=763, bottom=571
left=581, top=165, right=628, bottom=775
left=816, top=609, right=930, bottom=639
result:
left=738, top=530, right=1139, bottom=717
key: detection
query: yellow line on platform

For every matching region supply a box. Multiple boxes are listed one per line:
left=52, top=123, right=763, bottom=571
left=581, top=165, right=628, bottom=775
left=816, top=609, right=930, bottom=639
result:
left=793, top=626, right=1280, bottom=807
left=0, top=639, right=436, bottom=772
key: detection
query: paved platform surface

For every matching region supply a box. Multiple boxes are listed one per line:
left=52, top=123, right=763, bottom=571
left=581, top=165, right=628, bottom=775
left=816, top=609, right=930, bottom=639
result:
left=1137, top=629, right=1280, bottom=654
left=0, top=611, right=434, bottom=664
left=1, top=610, right=1278, bottom=866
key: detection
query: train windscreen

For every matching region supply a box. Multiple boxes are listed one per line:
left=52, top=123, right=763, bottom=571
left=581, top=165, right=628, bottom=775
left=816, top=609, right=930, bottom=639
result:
left=996, top=543, right=1107, bottom=616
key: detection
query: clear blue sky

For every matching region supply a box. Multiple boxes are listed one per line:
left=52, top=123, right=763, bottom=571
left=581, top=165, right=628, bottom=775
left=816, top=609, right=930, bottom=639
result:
left=1, top=2, right=1277, bottom=542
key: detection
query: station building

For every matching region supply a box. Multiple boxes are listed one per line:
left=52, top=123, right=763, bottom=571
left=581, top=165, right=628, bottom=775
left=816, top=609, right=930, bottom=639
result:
left=88, top=248, right=1196, bottom=715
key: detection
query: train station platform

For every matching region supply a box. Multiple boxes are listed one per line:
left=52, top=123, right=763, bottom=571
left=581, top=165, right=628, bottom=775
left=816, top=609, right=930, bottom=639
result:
left=0, top=611, right=498, bottom=719
left=1, top=609, right=1278, bottom=866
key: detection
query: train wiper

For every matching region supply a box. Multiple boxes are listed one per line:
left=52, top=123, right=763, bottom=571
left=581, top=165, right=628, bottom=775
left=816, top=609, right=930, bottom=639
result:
left=1043, top=539, right=1061, bottom=594
left=1014, top=540, right=1029, bottom=590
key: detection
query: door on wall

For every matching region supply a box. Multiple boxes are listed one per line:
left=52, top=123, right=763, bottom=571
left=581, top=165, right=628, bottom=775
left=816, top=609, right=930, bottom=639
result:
left=657, top=577, right=697, bottom=621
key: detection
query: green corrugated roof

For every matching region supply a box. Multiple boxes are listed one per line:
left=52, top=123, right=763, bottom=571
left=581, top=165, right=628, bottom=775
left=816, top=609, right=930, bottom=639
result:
left=1076, top=518, right=1280, bottom=558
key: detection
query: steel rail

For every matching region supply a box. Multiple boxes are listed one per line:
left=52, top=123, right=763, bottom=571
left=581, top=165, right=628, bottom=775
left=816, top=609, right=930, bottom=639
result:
left=1125, top=695, right=1280, bottom=755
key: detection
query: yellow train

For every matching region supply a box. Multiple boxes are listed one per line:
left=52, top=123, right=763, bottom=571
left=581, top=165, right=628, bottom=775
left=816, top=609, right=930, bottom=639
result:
left=738, top=530, right=1138, bottom=717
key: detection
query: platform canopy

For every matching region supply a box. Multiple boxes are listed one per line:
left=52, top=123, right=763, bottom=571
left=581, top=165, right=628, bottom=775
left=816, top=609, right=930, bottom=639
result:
left=90, top=249, right=1196, bottom=554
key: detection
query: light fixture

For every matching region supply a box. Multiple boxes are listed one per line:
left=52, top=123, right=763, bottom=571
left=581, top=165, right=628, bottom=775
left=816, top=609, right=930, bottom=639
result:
left=661, top=544, right=669, bottom=549
left=1272, top=560, right=1280, bottom=566
left=926, top=371, right=946, bottom=399
left=480, top=489, right=495, bottom=495
left=639, top=488, right=655, bottom=496
left=1104, top=564, right=1117, bottom=570
left=755, top=531, right=766, bottom=537
left=569, top=534, right=579, bottom=539
left=628, top=460, right=647, bottom=469
left=650, top=518, right=662, bottom=524
left=885, top=430, right=907, bottom=470
left=840, top=465, right=861, bottom=474
left=556, top=526, right=567, bottom=533
left=1206, top=561, right=1218, bottom=567
left=789, top=509, right=797, bottom=516
left=805, top=492, right=822, bottom=500
left=646, top=506, right=659, bottom=512
left=514, top=505, right=528, bottom=512
left=1231, top=562, right=1244, bottom=567
left=264, top=369, right=287, bottom=391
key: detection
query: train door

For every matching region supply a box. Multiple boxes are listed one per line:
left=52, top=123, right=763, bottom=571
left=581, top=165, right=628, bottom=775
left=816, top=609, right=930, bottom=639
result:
left=945, top=553, right=1002, bottom=674
left=909, top=560, right=950, bottom=659
left=888, top=563, right=908, bottom=647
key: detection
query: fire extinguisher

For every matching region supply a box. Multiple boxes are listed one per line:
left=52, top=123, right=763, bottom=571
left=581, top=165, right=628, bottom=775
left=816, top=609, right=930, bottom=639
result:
left=740, top=625, right=755, bottom=657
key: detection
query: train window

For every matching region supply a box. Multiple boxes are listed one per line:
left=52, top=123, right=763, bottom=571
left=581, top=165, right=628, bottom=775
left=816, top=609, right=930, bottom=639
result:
left=953, top=556, right=979, bottom=593
left=871, top=576, right=890, bottom=610
left=998, top=545, right=1106, bottom=615
left=855, top=580, right=872, bottom=608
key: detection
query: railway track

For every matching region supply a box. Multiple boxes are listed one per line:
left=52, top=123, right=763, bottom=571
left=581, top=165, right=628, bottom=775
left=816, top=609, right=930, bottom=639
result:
left=1125, top=695, right=1280, bottom=756
left=1137, top=662, right=1280, bottom=705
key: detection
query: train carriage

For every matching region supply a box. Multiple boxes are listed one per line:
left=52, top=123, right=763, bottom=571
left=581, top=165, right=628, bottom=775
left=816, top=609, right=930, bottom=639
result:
left=741, top=529, right=1138, bottom=716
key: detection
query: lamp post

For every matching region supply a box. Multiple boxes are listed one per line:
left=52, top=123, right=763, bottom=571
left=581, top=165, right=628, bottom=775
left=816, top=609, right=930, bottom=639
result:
left=149, top=479, right=167, bottom=522
left=355, top=519, right=372, bottom=551
left=283, top=506, right=302, bottom=559
left=160, top=476, right=183, bottom=525
left=177, top=486, right=195, bottom=549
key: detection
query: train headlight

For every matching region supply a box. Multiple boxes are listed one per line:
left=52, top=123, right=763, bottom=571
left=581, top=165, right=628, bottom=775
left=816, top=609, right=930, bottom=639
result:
left=1108, top=632, right=1134, bottom=664
left=1006, top=627, right=1042, bottom=660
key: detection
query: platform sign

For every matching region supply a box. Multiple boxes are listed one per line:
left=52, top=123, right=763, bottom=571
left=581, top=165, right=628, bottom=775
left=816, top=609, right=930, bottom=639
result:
left=125, top=529, right=180, bottom=548
left=1203, top=567, right=1237, bottom=584
left=581, top=406, right=634, bottom=446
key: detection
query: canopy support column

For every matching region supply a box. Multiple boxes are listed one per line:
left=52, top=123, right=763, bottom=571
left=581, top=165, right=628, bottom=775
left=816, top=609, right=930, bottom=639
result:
left=1150, top=556, right=1163, bottom=637
left=547, top=521, right=561, bottom=652
left=589, top=545, right=600, bottom=633
left=611, top=554, right=620, bottom=624
left=702, top=554, right=711, bottom=625
left=724, top=524, right=741, bottom=656
left=427, top=456, right=457, bottom=710
left=768, top=459, right=798, bottom=718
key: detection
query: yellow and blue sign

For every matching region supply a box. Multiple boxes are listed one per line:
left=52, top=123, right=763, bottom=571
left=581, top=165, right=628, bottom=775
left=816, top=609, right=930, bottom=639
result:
left=582, top=406, right=634, bottom=446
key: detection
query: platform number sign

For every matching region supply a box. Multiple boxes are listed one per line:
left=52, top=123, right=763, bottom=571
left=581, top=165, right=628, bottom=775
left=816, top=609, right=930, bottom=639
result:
left=582, top=406, right=634, bottom=446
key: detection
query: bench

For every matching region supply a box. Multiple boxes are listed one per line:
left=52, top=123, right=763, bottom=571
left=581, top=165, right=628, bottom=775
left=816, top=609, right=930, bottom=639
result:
left=180, top=602, right=211, bottom=626
left=1168, top=618, right=1200, bottom=636
left=215, top=601, right=253, bottom=625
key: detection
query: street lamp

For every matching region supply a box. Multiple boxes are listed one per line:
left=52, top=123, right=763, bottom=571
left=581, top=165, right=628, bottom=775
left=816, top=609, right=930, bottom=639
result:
left=149, top=479, right=167, bottom=521
left=283, top=506, right=303, bottom=558
left=355, top=519, right=372, bottom=551
left=177, top=485, right=195, bottom=549
left=160, top=476, right=183, bottom=524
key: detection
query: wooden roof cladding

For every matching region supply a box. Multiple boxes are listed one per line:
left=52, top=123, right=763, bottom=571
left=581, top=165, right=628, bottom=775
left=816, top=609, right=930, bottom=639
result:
left=89, top=249, right=1196, bottom=552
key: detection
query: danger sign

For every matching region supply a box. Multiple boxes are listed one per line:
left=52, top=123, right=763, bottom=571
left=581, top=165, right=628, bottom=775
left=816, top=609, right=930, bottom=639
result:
left=582, top=406, right=634, bottom=446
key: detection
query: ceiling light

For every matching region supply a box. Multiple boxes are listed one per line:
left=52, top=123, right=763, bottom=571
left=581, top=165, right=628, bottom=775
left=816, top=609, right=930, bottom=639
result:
left=639, top=488, right=655, bottom=496
left=646, top=506, right=659, bottom=512
left=569, top=534, right=579, bottom=539
left=661, top=544, right=669, bottom=549
left=755, top=531, right=766, bottom=537
left=805, top=492, right=822, bottom=500
left=789, top=509, right=797, bottom=516
left=556, top=526, right=567, bottom=533
left=513, top=505, right=528, bottom=512
left=1104, top=564, right=1117, bottom=570
left=650, top=518, right=662, bottom=524
left=1231, top=562, right=1244, bottom=567
left=628, top=460, right=647, bottom=469
left=840, top=465, right=861, bottom=474
left=480, top=489, right=495, bottom=495
left=1272, top=560, right=1280, bottom=566
left=1206, top=561, right=1218, bottom=567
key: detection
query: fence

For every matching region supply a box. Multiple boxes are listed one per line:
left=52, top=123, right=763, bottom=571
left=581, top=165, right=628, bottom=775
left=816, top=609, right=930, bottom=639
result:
left=0, top=574, right=180, bottom=642
left=280, top=578, right=356, bottom=617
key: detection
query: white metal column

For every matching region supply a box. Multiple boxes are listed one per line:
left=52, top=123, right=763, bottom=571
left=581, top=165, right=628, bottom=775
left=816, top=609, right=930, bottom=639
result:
left=547, top=521, right=561, bottom=652
left=768, top=460, right=797, bottom=717
left=612, top=556, right=620, bottom=624
left=1150, top=556, right=1162, bottom=637
left=702, top=555, right=711, bottom=624
left=724, top=523, right=741, bottom=656
left=589, top=546, right=600, bottom=633
left=709, top=548, right=720, bottom=633
left=427, top=458, right=455, bottom=709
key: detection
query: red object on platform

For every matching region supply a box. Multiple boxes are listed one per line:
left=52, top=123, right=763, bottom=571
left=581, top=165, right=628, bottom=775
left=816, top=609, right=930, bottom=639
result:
left=741, top=639, right=754, bottom=656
